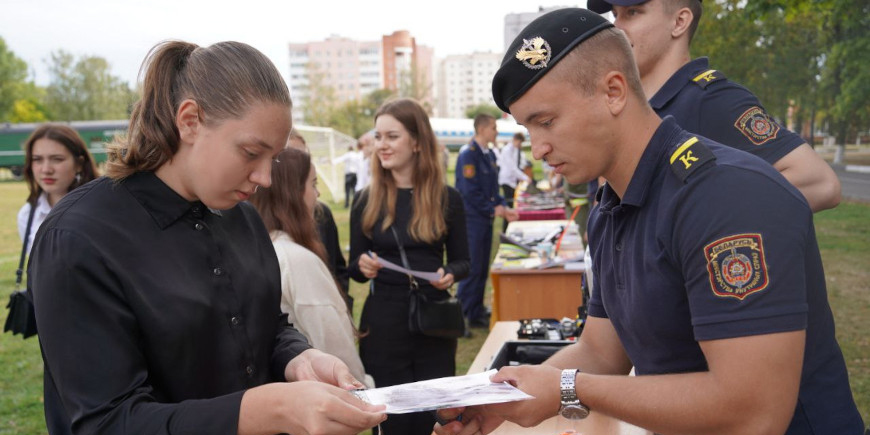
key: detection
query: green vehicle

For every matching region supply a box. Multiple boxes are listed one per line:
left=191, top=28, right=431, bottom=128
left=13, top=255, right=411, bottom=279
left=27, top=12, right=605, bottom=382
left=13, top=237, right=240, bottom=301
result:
left=0, top=120, right=128, bottom=177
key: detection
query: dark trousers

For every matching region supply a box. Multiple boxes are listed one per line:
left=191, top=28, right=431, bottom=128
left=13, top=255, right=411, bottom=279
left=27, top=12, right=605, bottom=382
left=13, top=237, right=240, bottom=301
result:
left=344, top=173, right=357, bottom=208
left=500, top=184, right=516, bottom=232
left=360, top=282, right=457, bottom=435
left=456, top=217, right=493, bottom=321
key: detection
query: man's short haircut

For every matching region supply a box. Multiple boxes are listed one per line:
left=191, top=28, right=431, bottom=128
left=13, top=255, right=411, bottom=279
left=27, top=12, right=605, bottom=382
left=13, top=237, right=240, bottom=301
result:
left=553, top=27, right=646, bottom=101
left=666, top=0, right=702, bottom=42
left=473, top=113, right=496, bottom=132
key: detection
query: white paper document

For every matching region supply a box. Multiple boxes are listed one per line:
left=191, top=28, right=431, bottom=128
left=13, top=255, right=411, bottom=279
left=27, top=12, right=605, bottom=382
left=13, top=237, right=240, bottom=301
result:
left=351, top=369, right=534, bottom=414
left=375, top=255, right=442, bottom=282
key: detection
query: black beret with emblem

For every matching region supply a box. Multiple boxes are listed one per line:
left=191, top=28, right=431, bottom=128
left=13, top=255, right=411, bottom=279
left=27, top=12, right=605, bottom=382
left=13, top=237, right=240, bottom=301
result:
left=587, top=0, right=702, bottom=14
left=492, top=8, right=614, bottom=113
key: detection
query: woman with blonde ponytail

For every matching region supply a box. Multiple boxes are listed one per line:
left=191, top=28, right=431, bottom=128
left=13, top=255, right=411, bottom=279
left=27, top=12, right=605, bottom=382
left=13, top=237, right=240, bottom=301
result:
left=29, top=40, right=385, bottom=435
left=349, top=98, right=470, bottom=435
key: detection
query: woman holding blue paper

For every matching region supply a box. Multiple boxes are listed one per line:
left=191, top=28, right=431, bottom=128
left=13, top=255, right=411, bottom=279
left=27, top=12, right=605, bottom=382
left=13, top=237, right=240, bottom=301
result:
left=349, top=98, right=471, bottom=435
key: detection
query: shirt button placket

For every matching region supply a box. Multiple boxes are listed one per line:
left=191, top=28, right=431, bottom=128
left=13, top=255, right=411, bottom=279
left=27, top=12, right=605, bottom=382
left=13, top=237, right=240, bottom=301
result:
left=195, top=223, right=204, bottom=231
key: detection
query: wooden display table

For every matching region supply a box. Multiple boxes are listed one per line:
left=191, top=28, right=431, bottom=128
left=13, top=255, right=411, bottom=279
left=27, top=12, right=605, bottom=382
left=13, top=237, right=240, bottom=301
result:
left=467, top=322, right=651, bottom=435
left=490, top=221, right=585, bottom=328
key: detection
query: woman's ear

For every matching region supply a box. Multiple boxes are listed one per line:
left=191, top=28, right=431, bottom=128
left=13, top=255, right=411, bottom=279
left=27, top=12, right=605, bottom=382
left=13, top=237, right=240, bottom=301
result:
left=176, top=99, right=201, bottom=145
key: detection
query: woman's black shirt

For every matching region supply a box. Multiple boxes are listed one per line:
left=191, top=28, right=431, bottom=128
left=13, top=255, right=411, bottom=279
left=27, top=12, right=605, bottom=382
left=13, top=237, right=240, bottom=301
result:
left=29, top=172, right=311, bottom=435
left=348, top=186, right=470, bottom=288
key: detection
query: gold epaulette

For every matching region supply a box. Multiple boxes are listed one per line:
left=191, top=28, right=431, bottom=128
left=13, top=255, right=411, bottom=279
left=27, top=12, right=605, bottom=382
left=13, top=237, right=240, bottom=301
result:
left=669, top=136, right=716, bottom=182
left=691, top=69, right=725, bottom=89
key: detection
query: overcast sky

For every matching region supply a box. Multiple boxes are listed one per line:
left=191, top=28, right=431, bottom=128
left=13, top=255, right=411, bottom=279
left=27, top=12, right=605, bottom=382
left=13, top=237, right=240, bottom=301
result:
left=2, top=0, right=589, bottom=87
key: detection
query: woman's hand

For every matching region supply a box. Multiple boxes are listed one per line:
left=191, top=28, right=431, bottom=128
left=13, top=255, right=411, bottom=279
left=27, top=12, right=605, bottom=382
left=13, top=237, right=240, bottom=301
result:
left=358, top=252, right=382, bottom=279
left=430, top=268, right=455, bottom=290
left=240, top=381, right=386, bottom=435
left=285, top=348, right=365, bottom=390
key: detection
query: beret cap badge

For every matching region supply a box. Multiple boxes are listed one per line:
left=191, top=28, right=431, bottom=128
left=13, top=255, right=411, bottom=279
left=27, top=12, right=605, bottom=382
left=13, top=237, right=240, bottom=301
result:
left=515, top=37, right=552, bottom=70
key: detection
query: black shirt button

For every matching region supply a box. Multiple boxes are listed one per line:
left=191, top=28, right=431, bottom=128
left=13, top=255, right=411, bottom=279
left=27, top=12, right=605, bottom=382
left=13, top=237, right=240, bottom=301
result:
left=213, top=267, right=223, bottom=276
left=195, top=223, right=204, bottom=231
left=245, top=365, right=255, bottom=376
left=615, top=243, right=622, bottom=251
left=230, top=316, right=241, bottom=326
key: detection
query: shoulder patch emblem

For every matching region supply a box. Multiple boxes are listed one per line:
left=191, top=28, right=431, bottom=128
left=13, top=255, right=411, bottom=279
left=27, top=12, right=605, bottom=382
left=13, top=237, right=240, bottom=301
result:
left=669, top=136, right=716, bottom=183
left=735, top=106, right=780, bottom=145
left=691, top=69, right=725, bottom=89
left=463, top=164, right=476, bottom=179
left=704, top=233, right=769, bottom=300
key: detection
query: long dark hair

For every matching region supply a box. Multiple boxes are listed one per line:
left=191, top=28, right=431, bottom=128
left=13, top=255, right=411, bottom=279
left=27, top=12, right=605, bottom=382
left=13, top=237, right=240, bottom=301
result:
left=250, top=148, right=326, bottom=262
left=23, top=124, right=99, bottom=205
left=250, top=148, right=357, bottom=331
left=106, top=40, right=291, bottom=180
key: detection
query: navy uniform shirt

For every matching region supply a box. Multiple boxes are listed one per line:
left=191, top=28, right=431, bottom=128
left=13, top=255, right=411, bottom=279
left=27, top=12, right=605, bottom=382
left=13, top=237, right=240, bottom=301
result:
left=651, top=57, right=804, bottom=165
left=29, top=172, right=312, bottom=435
left=587, top=117, right=863, bottom=434
left=455, top=139, right=506, bottom=222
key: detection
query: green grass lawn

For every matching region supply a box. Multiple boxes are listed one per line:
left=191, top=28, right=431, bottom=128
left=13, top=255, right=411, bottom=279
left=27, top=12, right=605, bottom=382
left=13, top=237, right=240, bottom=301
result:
left=1, top=177, right=868, bottom=433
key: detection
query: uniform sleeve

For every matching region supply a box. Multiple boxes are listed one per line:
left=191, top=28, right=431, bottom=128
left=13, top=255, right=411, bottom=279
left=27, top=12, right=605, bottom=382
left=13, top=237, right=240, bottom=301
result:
left=455, top=150, right=496, bottom=219
left=30, top=228, right=244, bottom=435
left=699, top=83, right=804, bottom=165
left=443, top=187, right=470, bottom=281
left=668, top=166, right=810, bottom=341
left=348, top=191, right=373, bottom=283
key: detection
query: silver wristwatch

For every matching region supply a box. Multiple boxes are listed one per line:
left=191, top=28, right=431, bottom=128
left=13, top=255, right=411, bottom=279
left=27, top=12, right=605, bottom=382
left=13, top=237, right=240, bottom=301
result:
left=559, top=369, right=590, bottom=419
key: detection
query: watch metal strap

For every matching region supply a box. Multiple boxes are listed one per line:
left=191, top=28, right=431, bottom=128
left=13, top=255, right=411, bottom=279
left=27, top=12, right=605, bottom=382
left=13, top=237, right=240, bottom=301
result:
left=560, top=368, right=579, bottom=404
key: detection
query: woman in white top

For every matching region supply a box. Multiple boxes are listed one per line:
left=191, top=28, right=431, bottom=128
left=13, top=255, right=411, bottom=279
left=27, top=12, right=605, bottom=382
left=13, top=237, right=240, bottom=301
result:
left=250, top=147, right=372, bottom=386
left=18, top=124, right=99, bottom=254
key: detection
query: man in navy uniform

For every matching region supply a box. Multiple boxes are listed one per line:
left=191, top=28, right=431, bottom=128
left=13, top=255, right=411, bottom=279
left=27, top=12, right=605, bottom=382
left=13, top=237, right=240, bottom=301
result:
left=455, top=114, right=518, bottom=328
left=435, top=8, right=863, bottom=435
left=587, top=0, right=840, bottom=212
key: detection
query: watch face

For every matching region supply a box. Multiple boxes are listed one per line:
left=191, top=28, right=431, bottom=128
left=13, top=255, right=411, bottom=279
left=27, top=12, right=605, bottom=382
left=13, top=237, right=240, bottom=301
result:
left=560, top=404, right=590, bottom=420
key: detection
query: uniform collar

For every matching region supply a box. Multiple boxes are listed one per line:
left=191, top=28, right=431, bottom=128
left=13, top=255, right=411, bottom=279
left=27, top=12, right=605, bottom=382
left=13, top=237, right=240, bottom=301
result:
left=649, top=57, right=710, bottom=110
left=122, top=171, right=214, bottom=229
left=599, top=116, right=683, bottom=211
left=470, top=139, right=487, bottom=154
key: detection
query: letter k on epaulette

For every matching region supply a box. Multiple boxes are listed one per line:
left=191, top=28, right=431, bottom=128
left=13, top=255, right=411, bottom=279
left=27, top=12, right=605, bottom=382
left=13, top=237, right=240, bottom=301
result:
left=691, top=69, right=725, bottom=89
left=669, top=137, right=716, bottom=183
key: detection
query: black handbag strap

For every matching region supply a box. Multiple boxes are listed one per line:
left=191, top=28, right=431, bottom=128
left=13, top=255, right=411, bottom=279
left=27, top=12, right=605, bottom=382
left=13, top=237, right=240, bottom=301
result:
left=17, top=202, right=37, bottom=290
left=389, top=226, right=419, bottom=290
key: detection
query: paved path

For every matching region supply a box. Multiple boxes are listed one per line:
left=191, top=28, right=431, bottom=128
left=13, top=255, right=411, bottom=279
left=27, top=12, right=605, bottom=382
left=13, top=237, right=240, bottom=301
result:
left=833, top=164, right=870, bottom=203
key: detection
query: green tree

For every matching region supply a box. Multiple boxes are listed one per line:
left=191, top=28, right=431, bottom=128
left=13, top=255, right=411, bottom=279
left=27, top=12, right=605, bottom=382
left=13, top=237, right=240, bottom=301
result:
left=10, top=98, right=48, bottom=123
left=44, top=50, right=135, bottom=121
left=9, top=82, right=50, bottom=122
left=744, top=0, right=870, bottom=159
left=398, top=63, right=433, bottom=114
left=0, top=36, right=30, bottom=121
left=465, top=103, right=503, bottom=119
left=299, top=62, right=339, bottom=127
